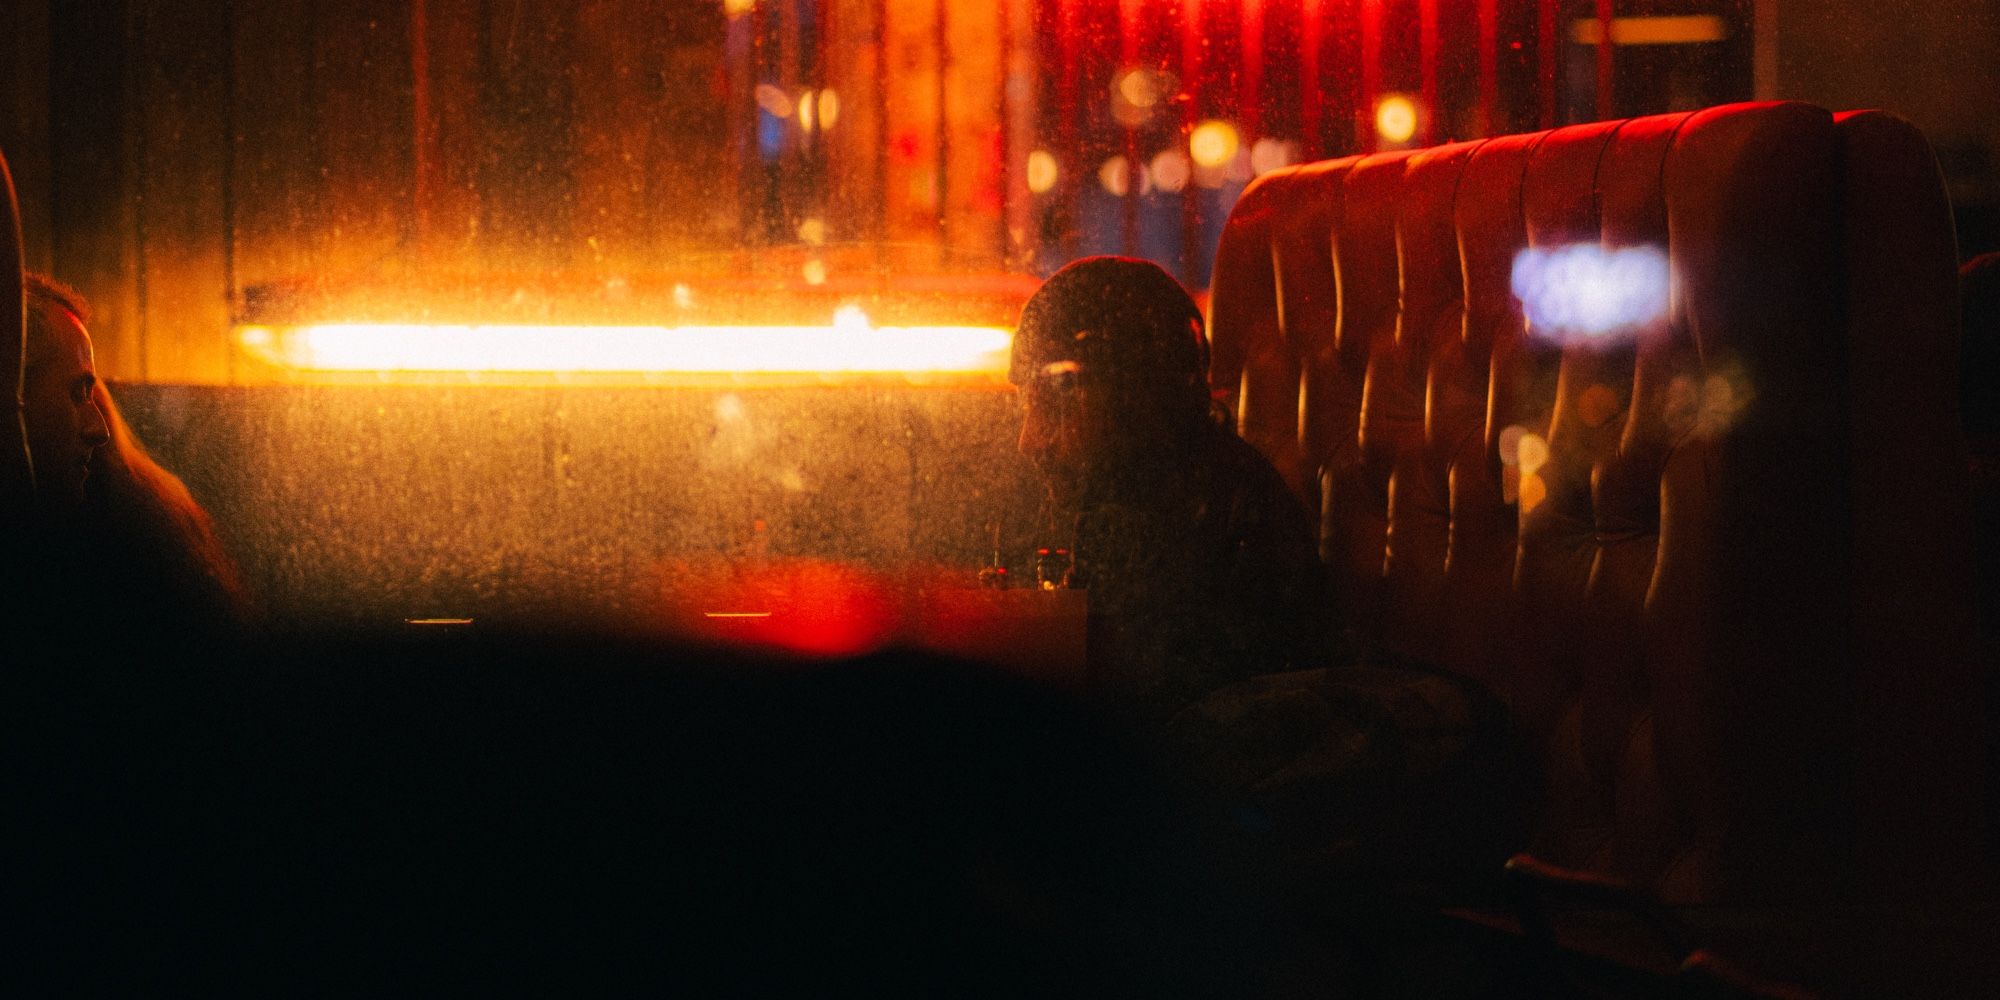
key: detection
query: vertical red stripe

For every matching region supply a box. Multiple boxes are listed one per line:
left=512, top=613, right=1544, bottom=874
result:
left=1120, top=0, right=1143, bottom=62
left=1058, top=0, right=1080, bottom=256
left=1301, top=0, right=1323, bottom=159
left=1240, top=0, right=1263, bottom=136
left=410, top=0, right=434, bottom=259
left=935, top=0, right=952, bottom=252
left=1180, top=0, right=1202, bottom=279
left=1536, top=0, right=1557, bottom=129
left=1120, top=0, right=1141, bottom=253
left=871, top=0, right=888, bottom=246
left=1476, top=0, right=1497, bottom=137
left=1419, top=0, right=1438, bottom=143
left=1595, top=0, right=1615, bottom=121
left=1360, top=0, right=1382, bottom=149
left=1180, top=0, right=1203, bottom=120
left=997, top=0, right=1014, bottom=263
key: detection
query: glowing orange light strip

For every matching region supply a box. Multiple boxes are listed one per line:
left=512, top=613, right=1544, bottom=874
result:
left=236, top=317, right=1013, bottom=375
left=1569, top=15, right=1727, bottom=46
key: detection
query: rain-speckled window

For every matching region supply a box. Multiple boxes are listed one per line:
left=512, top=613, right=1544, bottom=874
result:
left=2, top=0, right=1995, bottom=633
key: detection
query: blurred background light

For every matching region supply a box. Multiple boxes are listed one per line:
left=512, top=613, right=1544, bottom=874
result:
left=1117, top=67, right=1161, bottom=108
left=753, top=83, right=793, bottom=119
left=1149, top=150, right=1191, bottom=193
left=1098, top=155, right=1132, bottom=196
left=1375, top=94, right=1418, bottom=144
left=1571, top=15, right=1729, bottom=46
left=1188, top=120, right=1240, bottom=169
left=1111, top=68, right=1169, bottom=128
left=1026, top=150, right=1059, bottom=194
left=1249, top=137, right=1297, bottom=177
left=1510, top=243, right=1671, bottom=341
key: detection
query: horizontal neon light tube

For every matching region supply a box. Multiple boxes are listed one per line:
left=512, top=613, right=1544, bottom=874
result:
left=237, top=320, right=1014, bottom=375
left=1570, top=15, right=1728, bottom=46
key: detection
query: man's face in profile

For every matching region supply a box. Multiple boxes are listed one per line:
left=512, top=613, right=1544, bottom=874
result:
left=1015, top=358, right=1104, bottom=508
left=23, top=296, right=111, bottom=507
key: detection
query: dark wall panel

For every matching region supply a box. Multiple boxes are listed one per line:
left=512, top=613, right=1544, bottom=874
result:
left=313, top=0, right=414, bottom=280
left=2, top=0, right=55, bottom=272
left=233, top=0, right=324, bottom=293
left=133, top=0, right=233, bottom=382
left=47, top=0, right=145, bottom=378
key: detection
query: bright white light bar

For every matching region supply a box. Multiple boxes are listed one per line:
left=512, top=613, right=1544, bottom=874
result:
left=237, top=317, right=1013, bottom=375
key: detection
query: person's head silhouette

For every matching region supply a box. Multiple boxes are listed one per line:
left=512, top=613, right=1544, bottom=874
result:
left=1009, top=257, right=1212, bottom=506
left=22, top=274, right=111, bottom=509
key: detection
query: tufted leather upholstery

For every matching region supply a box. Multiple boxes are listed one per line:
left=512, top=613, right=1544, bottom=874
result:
left=1209, top=102, right=1985, bottom=907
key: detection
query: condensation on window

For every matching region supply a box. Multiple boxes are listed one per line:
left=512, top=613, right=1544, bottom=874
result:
left=10, top=0, right=1994, bottom=632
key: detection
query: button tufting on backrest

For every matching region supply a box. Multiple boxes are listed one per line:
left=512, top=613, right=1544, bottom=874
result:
left=1321, top=151, right=1415, bottom=638
left=1383, top=141, right=1485, bottom=666
left=1210, top=168, right=1298, bottom=498
left=1444, top=132, right=1543, bottom=687
left=1207, top=100, right=1985, bottom=908
left=1276, top=157, right=1362, bottom=522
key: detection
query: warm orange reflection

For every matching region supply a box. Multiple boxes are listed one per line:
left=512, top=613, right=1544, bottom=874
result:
left=236, top=310, right=1013, bottom=378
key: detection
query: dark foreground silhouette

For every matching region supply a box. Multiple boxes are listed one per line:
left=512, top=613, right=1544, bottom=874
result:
left=11, top=628, right=1277, bottom=995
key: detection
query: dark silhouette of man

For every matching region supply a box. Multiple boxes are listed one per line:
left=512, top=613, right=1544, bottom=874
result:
left=1010, top=256, right=1330, bottom=717
left=21, top=274, right=110, bottom=509
left=11, top=274, right=247, bottom=641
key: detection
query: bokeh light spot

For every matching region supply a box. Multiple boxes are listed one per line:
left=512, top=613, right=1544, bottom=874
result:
left=1098, top=155, right=1133, bottom=196
left=1250, top=137, right=1297, bottom=176
left=1150, top=150, right=1191, bottom=193
left=753, top=83, right=793, bottom=119
left=1700, top=373, right=1746, bottom=434
left=1375, top=95, right=1418, bottom=144
left=1112, top=69, right=1171, bottom=128
left=1664, top=375, right=1698, bottom=433
left=1519, top=473, right=1547, bottom=514
left=1499, top=424, right=1527, bottom=466
left=1118, top=68, right=1161, bottom=108
left=1579, top=384, right=1622, bottom=428
left=1517, top=432, right=1550, bottom=476
left=1189, top=120, right=1240, bottom=169
left=1248, top=137, right=1296, bottom=176
left=1026, top=150, right=1059, bottom=194
left=1511, top=243, right=1670, bottom=343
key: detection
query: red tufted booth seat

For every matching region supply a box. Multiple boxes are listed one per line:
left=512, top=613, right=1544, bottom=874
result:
left=1208, top=99, right=1987, bottom=939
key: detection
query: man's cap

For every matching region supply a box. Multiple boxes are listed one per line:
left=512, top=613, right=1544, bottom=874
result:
left=1010, top=256, right=1209, bottom=391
